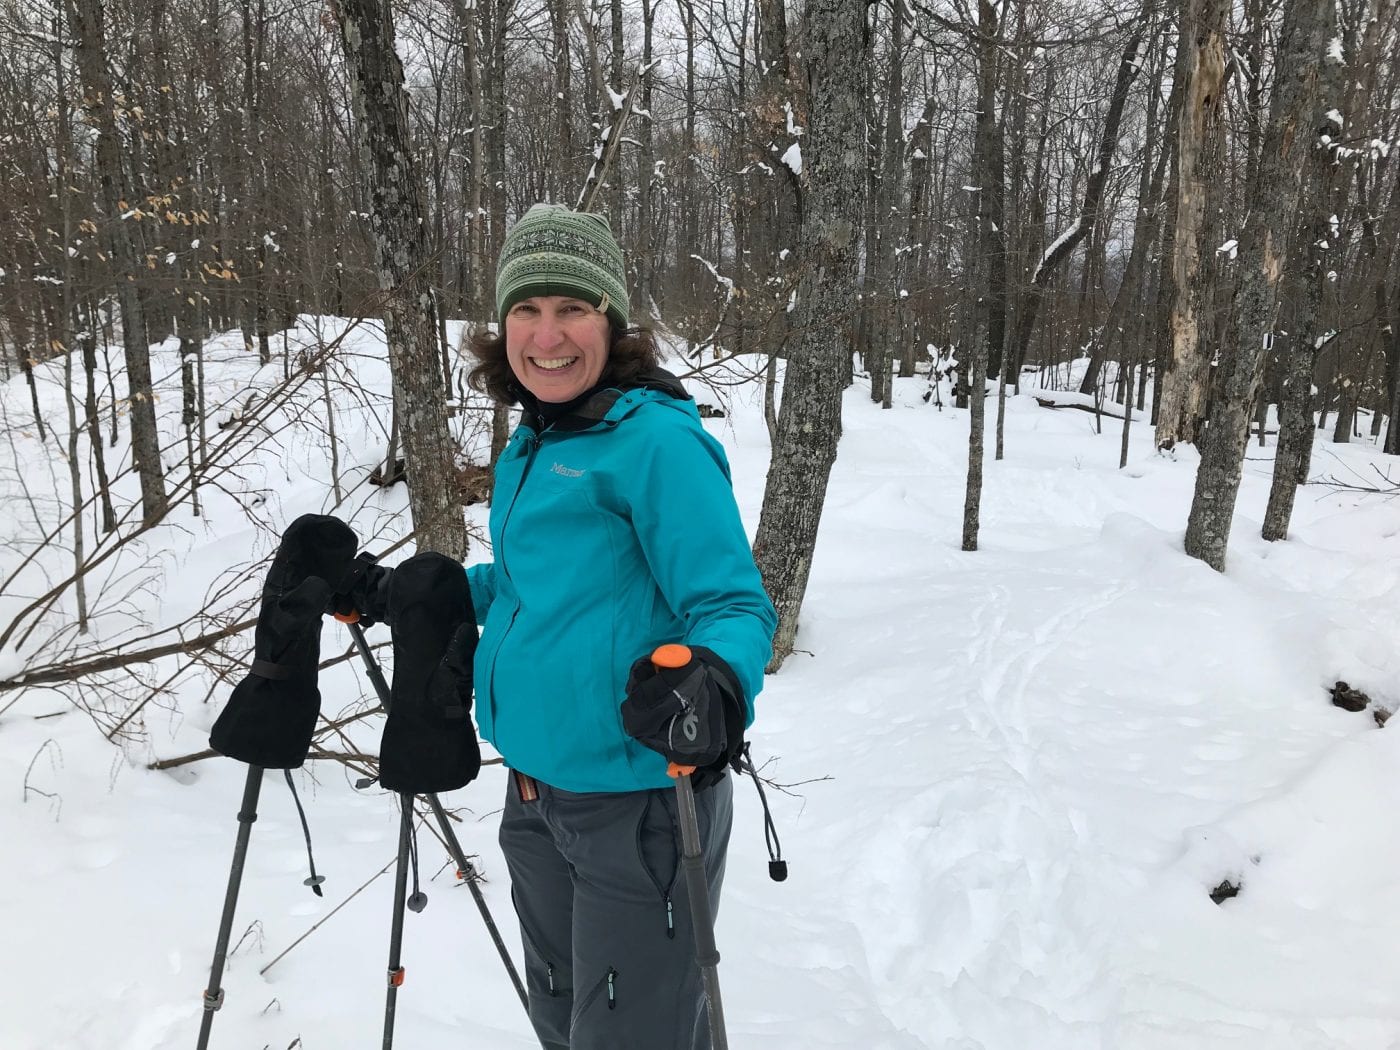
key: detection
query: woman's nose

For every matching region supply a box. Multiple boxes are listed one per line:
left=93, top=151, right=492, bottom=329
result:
left=533, top=313, right=565, bottom=349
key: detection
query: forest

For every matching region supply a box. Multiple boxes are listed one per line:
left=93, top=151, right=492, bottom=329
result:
left=2, top=2, right=1399, bottom=1047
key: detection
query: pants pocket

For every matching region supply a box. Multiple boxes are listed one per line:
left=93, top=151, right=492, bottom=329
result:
left=635, top=789, right=681, bottom=938
left=571, top=966, right=618, bottom=1033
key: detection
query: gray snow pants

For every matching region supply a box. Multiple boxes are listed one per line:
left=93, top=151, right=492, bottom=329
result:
left=499, top=770, right=733, bottom=1050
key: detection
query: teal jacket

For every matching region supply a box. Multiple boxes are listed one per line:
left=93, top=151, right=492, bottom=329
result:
left=466, top=372, right=777, bottom=792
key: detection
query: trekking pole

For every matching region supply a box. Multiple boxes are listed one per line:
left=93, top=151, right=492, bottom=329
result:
left=195, top=765, right=264, bottom=1050
left=344, top=620, right=530, bottom=1010
left=651, top=644, right=730, bottom=1050
left=382, top=795, right=414, bottom=1050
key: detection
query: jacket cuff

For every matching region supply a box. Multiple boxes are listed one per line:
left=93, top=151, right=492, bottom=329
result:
left=688, top=645, right=745, bottom=709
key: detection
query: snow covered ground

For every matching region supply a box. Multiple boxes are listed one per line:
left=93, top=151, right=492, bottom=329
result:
left=2, top=318, right=1398, bottom=1050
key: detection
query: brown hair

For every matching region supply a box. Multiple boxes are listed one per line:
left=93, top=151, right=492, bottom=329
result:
left=466, top=322, right=662, bottom=405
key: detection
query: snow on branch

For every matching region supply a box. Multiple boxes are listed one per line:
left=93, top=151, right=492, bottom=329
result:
left=1031, top=217, right=1083, bottom=285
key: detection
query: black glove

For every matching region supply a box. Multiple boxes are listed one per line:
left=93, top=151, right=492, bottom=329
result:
left=328, top=552, right=393, bottom=627
left=621, top=646, right=746, bottom=789
left=378, top=552, right=481, bottom=794
left=210, top=514, right=358, bottom=769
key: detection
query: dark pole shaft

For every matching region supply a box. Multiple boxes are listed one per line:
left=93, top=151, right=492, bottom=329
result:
left=674, top=773, right=728, bottom=1050
left=346, top=621, right=529, bottom=1011
left=348, top=622, right=393, bottom=703
left=423, top=794, right=529, bottom=1006
left=195, top=765, right=264, bottom=1050
left=382, top=797, right=413, bottom=1050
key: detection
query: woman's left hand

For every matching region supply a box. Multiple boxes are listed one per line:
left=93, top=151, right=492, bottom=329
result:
left=620, top=646, right=745, bottom=775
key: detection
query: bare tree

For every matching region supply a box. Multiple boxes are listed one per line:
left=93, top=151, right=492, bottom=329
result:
left=67, top=0, right=169, bottom=525
left=1183, top=0, right=1328, bottom=570
left=338, top=0, right=469, bottom=557
left=753, top=0, right=868, bottom=670
left=1154, top=0, right=1228, bottom=450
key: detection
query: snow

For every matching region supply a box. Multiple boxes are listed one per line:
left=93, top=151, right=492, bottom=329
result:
left=1327, top=36, right=1345, bottom=63
left=2, top=328, right=1400, bottom=1050
left=1325, top=108, right=1344, bottom=127
left=783, top=100, right=803, bottom=137
left=1031, top=217, right=1084, bottom=284
left=780, top=142, right=802, bottom=176
left=1218, top=238, right=1240, bottom=259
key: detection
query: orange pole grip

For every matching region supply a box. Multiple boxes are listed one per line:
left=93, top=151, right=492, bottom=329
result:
left=651, top=644, right=696, bottom=779
left=651, top=643, right=692, bottom=669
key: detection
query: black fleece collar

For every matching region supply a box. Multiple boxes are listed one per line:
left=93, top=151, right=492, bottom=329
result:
left=518, top=367, right=692, bottom=433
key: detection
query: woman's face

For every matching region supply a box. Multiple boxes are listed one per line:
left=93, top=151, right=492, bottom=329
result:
left=504, top=295, right=611, bottom=403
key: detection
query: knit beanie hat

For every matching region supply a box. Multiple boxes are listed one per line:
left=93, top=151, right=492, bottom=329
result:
left=496, top=204, right=630, bottom=329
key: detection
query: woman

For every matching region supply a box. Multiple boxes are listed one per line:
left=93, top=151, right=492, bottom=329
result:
left=464, top=203, right=776, bottom=1050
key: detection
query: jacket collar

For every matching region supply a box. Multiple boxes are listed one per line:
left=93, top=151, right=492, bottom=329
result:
left=518, top=367, right=692, bottom=434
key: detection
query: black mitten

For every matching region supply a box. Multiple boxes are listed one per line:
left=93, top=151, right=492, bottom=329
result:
left=379, top=552, right=481, bottom=794
left=621, top=646, right=746, bottom=789
left=210, top=514, right=358, bottom=769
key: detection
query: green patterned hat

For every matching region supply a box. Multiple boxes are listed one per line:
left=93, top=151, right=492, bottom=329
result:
left=496, top=204, right=630, bottom=328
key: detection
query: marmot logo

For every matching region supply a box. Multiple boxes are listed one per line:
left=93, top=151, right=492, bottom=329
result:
left=551, top=462, right=585, bottom=478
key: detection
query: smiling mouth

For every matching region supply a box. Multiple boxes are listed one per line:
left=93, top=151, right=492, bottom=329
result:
left=532, top=356, right=578, bottom=371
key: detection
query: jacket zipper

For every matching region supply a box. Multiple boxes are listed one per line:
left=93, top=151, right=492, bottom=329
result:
left=487, top=430, right=545, bottom=732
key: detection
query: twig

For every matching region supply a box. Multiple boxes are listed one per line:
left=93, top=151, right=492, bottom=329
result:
left=259, top=855, right=397, bottom=976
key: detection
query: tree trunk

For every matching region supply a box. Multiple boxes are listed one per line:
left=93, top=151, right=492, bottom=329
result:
left=52, top=8, right=88, bottom=630
left=1008, top=26, right=1144, bottom=387
left=906, top=91, right=937, bottom=380
left=635, top=0, right=658, bottom=316
left=1154, top=0, right=1228, bottom=450
left=747, top=0, right=801, bottom=379
left=753, top=0, right=866, bottom=671
left=677, top=0, right=700, bottom=331
left=68, top=0, right=169, bottom=524
left=1263, top=0, right=1360, bottom=539
left=1385, top=309, right=1400, bottom=454
left=338, top=0, right=469, bottom=558
left=961, top=0, right=1004, bottom=549
left=80, top=298, right=117, bottom=533
left=445, top=0, right=488, bottom=320
left=1183, top=0, right=1325, bottom=570
left=869, top=0, right=905, bottom=409
left=1080, top=23, right=1171, bottom=398
left=550, top=0, right=574, bottom=200
left=608, top=0, right=625, bottom=231
left=484, top=0, right=511, bottom=286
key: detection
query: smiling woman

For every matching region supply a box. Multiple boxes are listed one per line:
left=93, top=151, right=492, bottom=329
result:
left=465, top=205, right=661, bottom=407
left=461, top=202, right=776, bottom=1050
left=504, top=296, right=610, bottom=402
